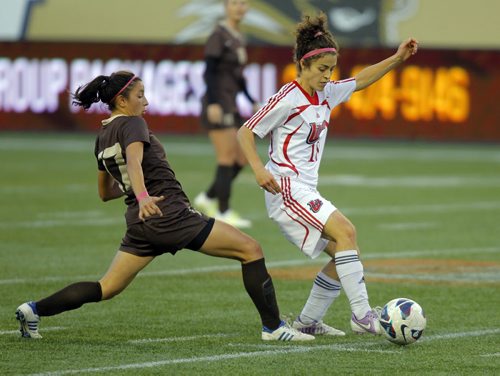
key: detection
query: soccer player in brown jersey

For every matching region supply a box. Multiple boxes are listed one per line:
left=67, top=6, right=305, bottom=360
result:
left=194, top=0, right=257, bottom=229
left=15, top=71, right=313, bottom=342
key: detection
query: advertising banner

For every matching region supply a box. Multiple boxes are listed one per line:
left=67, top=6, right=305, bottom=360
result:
left=0, top=41, right=499, bottom=141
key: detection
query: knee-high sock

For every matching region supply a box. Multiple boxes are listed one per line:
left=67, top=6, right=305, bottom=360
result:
left=35, top=282, right=102, bottom=317
left=231, top=163, right=243, bottom=181
left=335, top=250, right=371, bottom=318
left=206, top=165, right=233, bottom=212
left=241, top=258, right=281, bottom=330
left=298, top=272, right=341, bottom=324
left=207, top=163, right=243, bottom=200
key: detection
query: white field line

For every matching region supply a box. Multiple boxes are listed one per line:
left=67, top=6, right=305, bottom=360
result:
left=128, top=333, right=231, bottom=344
left=0, top=246, right=498, bottom=286
left=3, top=174, right=500, bottom=195
left=1, top=137, right=499, bottom=162
left=480, top=353, right=500, bottom=357
left=378, top=221, right=437, bottom=230
left=28, top=329, right=500, bottom=376
left=368, top=272, right=500, bottom=283
left=0, top=326, right=65, bottom=335
left=1, top=201, right=500, bottom=230
left=0, top=217, right=122, bottom=229
left=343, top=201, right=500, bottom=215
left=318, top=174, right=500, bottom=188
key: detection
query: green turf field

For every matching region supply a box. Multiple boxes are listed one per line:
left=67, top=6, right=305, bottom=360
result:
left=1, top=132, right=499, bottom=375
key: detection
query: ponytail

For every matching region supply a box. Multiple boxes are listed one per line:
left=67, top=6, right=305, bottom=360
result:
left=72, top=71, right=137, bottom=111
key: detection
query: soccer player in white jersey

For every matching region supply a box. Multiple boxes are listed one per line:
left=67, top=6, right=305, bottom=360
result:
left=238, top=13, right=418, bottom=336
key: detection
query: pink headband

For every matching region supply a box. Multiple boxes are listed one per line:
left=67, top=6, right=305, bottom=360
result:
left=301, top=47, right=337, bottom=61
left=110, top=75, right=136, bottom=103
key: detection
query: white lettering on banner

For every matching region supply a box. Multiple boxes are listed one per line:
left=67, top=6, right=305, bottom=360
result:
left=0, top=58, right=68, bottom=113
left=239, top=63, right=277, bottom=116
left=0, top=57, right=277, bottom=116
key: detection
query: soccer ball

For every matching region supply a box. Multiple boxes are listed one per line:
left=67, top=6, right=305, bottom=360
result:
left=379, top=298, right=426, bottom=345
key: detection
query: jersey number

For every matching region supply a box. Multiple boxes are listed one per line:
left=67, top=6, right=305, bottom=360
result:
left=309, top=143, right=320, bottom=162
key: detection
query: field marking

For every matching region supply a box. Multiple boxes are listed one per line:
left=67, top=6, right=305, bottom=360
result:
left=0, top=217, right=121, bottom=229
left=0, top=326, right=65, bottom=335
left=480, top=353, right=500, bottom=357
left=0, top=246, right=498, bottom=286
left=343, top=201, right=500, bottom=215
left=1, top=200, right=500, bottom=229
left=378, top=221, right=437, bottom=231
left=2, top=136, right=500, bottom=162
left=128, top=333, right=231, bottom=344
left=318, top=174, right=500, bottom=188
left=367, top=271, right=500, bottom=283
left=28, top=329, right=500, bottom=376
left=423, top=329, right=500, bottom=341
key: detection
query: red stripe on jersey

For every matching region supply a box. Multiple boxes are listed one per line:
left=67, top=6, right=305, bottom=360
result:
left=245, top=83, right=295, bottom=130
left=281, top=177, right=323, bottom=232
left=284, top=104, right=311, bottom=125
left=273, top=122, right=302, bottom=175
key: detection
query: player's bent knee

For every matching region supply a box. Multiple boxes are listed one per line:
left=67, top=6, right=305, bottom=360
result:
left=239, top=237, right=264, bottom=262
left=344, top=223, right=357, bottom=243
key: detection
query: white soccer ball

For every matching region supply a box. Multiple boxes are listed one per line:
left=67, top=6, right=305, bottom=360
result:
left=379, top=298, right=426, bottom=345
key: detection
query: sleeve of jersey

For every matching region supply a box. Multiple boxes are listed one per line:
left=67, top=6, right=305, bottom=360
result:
left=243, top=95, right=289, bottom=139
left=326, top=78, right=357, bottom=108
left=94, top=137, right=105, bottom=171
left=204, top=28, right=224, bottom=58
left=120, top=117, right=151, bottom=150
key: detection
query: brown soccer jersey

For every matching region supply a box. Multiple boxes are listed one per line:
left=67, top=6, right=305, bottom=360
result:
left=94, top=115, right=210, bottom=255
left=203, top=22, right=248, bottom=114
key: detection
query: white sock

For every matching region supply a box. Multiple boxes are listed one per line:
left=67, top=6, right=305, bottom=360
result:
left=335, top=250, right=371, bottom=318
left=298, top=271, right=341, bottom=324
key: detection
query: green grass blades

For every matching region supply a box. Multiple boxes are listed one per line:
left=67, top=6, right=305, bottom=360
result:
left=1, top=133, right=499, bottom=375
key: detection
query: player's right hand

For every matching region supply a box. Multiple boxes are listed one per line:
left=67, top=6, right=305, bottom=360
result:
left=255, top=168, right=281, bottom=195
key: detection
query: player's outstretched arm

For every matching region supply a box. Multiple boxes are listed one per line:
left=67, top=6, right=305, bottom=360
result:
left=354, top=37, right=419, bottom=91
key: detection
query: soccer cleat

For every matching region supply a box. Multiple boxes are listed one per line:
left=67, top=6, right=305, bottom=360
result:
left=216, top=209, right=252, bottom=229
left=262, top=321, right=315, bottom=341
left=193, top=192, right=218, bottom=217
left=350, top=307, right=382, bottom=335
left=16, top=301, right=42, bottom=339
left=292, top=317, right=346, bottom=336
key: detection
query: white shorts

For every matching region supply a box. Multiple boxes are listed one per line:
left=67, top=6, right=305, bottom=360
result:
left=265, top=176, right=337, bottom=259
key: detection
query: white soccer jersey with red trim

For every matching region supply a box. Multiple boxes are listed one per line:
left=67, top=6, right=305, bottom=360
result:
left=244, top=79, right=356, bottom=187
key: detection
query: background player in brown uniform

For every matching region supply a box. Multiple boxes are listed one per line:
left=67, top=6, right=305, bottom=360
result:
left=15, top=71, right=313, bottom=342
left=194, top=0, right=256, bottom=229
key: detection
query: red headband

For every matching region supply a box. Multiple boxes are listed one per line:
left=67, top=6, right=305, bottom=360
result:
left=110, top=75, right=136, bottom=103
left=301, top=47, right=337, bottom=61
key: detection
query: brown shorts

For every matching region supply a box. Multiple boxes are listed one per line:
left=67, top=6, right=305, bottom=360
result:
left=120, top=208, right=215, bottom=257
left=200, top=109, right=244, bottom=131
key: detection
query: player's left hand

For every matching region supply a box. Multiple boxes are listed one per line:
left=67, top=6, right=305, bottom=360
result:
left=396, top=37, right=419, bottom=61
left=138, top=195, right=165, bottom=221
